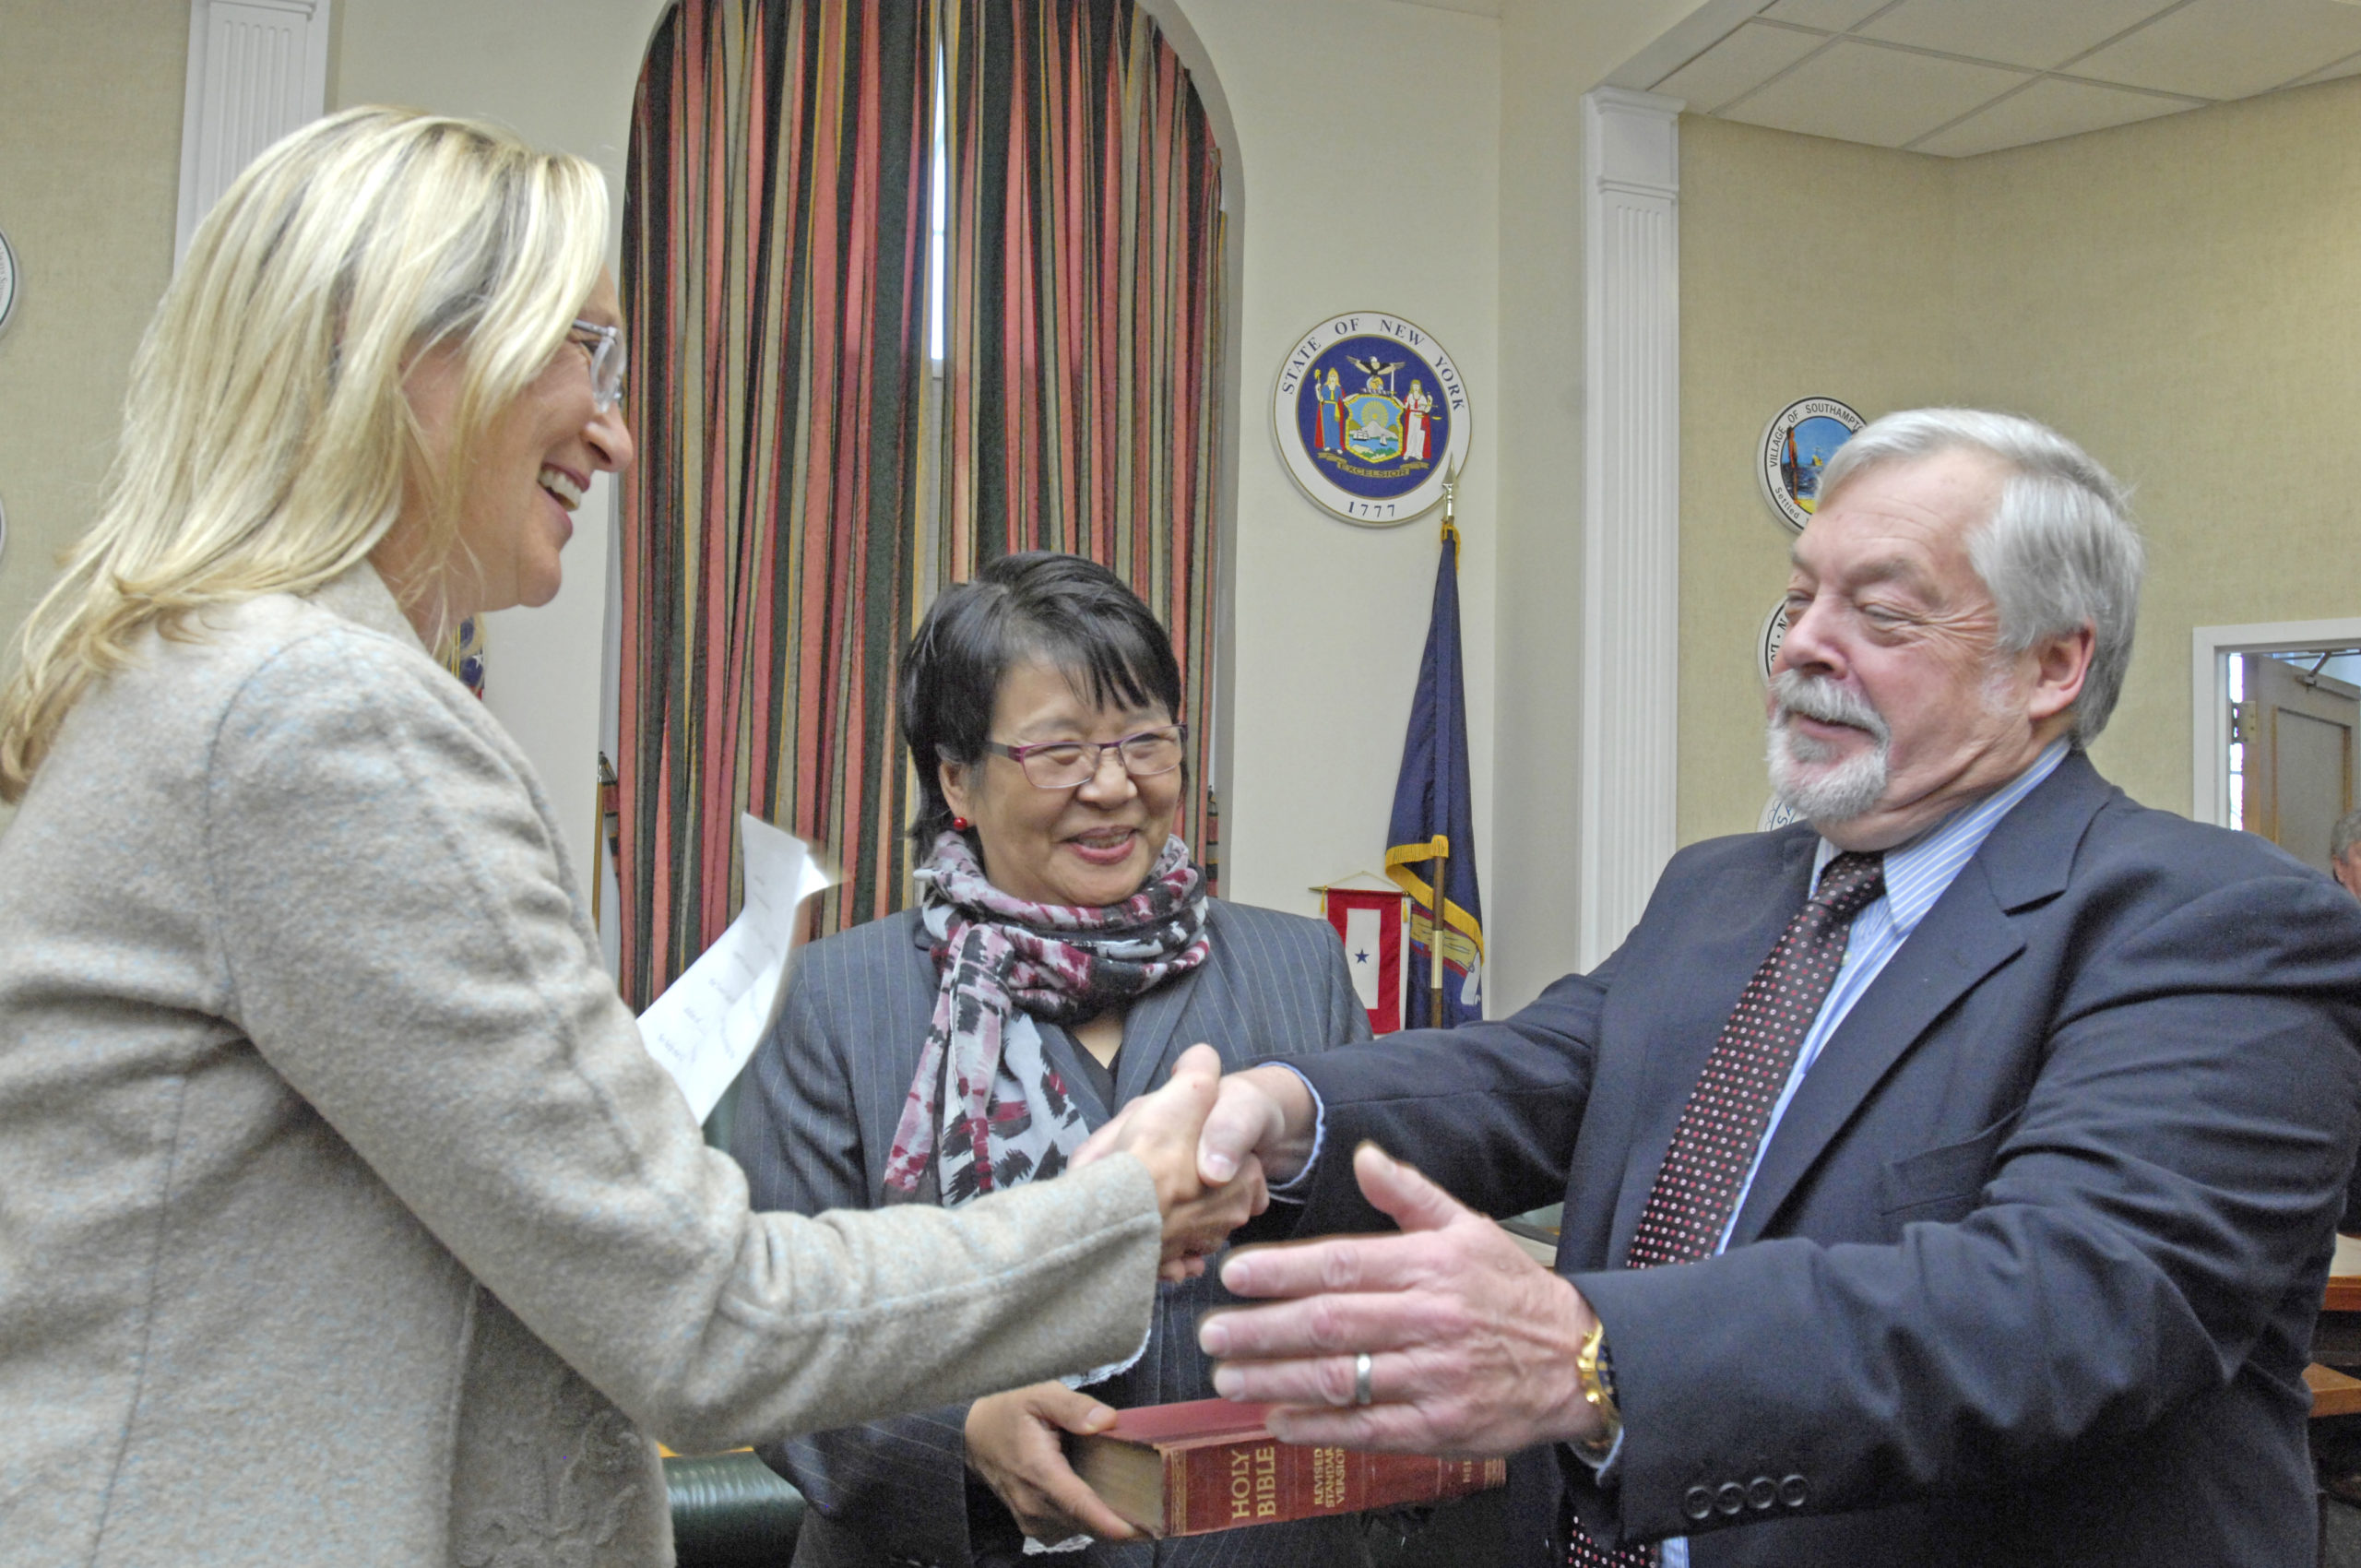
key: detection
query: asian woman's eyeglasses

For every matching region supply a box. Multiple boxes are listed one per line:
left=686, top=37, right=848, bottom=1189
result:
left=984, top=725, right=1188, bottom=790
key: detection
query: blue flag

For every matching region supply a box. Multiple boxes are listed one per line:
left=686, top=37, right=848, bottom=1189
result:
left=1385, top=517, right=1484, bottom=1028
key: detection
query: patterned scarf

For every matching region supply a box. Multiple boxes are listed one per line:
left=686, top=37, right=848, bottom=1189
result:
left=882, top=829, right=1210, bottom=1206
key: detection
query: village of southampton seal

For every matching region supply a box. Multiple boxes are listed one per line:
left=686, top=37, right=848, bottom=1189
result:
left=1274, top=311, right=1471, bottom=527
left=1758, top=397, right=1864, bottom=531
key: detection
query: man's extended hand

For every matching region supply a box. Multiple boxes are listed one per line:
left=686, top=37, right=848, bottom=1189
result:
left=1198, top=1142, right=1605, bottom=1456
left=1075, top=1043, right=1268, bottom=1281
left=1080, top=1058, right=1318, bottom=1190
left=1195, top=1062, right=1317, bottom=1186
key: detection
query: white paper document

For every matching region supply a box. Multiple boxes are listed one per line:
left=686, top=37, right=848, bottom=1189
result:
left=636, top=813, right=836, bottom=1123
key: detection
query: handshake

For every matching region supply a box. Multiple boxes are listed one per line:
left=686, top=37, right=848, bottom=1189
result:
left=1069, top=1042, right=1316, bottom=1282
left=969, top=1043, right=1603, bottom=1546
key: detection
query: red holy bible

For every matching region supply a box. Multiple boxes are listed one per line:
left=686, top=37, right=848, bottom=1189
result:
left=1066, top=1398, right=1505, bottom=1538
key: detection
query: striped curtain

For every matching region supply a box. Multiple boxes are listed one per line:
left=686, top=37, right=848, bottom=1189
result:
left=938, top=0, right=1228, bottom=871
left=618, top=0, right=934, bottom=1004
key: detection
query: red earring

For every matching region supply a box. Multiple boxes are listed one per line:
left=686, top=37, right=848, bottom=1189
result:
left=953, top=816, right=971, bottom=831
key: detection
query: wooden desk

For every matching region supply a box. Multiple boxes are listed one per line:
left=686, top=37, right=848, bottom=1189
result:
left=2310, top=1363, right=2361, bottom=1419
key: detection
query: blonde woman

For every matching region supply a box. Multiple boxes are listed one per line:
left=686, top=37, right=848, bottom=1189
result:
left=0, top=108, right=1247, bottom=1565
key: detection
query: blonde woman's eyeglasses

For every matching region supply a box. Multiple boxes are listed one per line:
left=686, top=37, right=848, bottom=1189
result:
left=567, top=319, right=628, bottom=412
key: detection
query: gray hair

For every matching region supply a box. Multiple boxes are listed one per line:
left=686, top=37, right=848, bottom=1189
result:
left=2335, top=808, right=2361, bottom=864
left=1817, top=409, right=2144, bottom=747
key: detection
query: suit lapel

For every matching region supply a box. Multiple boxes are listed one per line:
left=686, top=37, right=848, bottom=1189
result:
left=1601, top=831, right=1819, bottom=1264
left=1724, top=870, right=2024, bottom=1243
left=1111, top=957, right=1204, bottom=1107
left=1724, top=753, right=2110, bottom=1245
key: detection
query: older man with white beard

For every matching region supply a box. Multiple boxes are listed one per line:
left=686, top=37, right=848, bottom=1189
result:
left=1093, top=410, right=2361, bottom=1567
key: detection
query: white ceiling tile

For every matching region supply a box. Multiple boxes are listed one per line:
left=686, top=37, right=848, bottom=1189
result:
left=2284, top=49, right=2361, bottom=88
left=1760, top=0, right=1892, bottom=33
left=1382, top=0, right=1501, bottom=17
left=1857, top=0, right=2179, bottom=71
left=1912, top=76, right=2201, bottom=156
left=2072, top=0, right=2361, bottom=100
left=1719, top=37, right=2031, bottom=147
left=1654, top=22, right=1830, bottom=112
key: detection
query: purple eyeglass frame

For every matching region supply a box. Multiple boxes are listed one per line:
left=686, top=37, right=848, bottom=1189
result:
left=984, top=723, right=1189, bottom=788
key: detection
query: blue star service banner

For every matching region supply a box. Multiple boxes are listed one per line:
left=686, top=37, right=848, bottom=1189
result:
left=1385, top=517, right=1484, bottom=1028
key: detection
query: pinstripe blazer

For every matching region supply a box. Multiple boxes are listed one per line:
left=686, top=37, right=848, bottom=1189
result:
left=732, top=898, right=1375, bottom=1568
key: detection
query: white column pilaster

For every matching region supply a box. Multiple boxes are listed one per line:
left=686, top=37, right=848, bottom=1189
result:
left=1577, top=87, right=1681, bottom=969
left=176, top=0, right=333, bottom=263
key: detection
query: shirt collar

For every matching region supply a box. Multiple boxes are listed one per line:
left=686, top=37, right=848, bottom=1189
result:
left=1812, top=740, right=2071, bottom=937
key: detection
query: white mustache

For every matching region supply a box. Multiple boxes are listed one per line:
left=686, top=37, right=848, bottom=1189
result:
left=1770, top=671, right=1891, bottom=742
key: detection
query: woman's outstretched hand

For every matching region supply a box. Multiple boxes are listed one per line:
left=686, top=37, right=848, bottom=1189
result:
left=964, top=1382, right=1139, bottom=1544
left=1076, top=1043, right=1268, bottom=1280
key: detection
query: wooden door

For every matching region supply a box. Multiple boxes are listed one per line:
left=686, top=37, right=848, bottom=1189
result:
left=2238, top=655, right=2360, bottom=874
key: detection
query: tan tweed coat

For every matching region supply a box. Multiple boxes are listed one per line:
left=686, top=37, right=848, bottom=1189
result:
left=0, top=565, right=1160, bottom=1566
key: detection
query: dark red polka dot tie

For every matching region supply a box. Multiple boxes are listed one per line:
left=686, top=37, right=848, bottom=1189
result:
left=1568, top=850, right=1885, bottom=1568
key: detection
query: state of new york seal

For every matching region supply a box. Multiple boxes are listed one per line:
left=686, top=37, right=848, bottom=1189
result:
left=1274, top=311, right=1471, bottom=526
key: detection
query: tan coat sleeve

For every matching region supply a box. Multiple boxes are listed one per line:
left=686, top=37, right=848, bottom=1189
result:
left=199, top=620, right=1161, bottom=1453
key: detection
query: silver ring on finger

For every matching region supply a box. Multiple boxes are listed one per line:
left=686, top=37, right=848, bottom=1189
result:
left=1354, top=1350, right=1374, bottom=1408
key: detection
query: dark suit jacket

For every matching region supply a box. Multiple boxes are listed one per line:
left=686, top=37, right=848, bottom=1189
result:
left=1287, top=753, right=2361, bottom=1566
left=733, top=897, right=1374, bottom=1568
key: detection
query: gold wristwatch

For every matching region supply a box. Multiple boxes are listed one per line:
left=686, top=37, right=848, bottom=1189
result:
left=1575, top=1321, right=1621, bottom=1459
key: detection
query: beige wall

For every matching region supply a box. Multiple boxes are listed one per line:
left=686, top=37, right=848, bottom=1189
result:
left=331, top=0, right=1510, bottom=980
left=1678, top=77, right=2361, bottom=843
left=1158, top=0, right=1723, bottom=1010
left=1952, top=78, right=2361, bottom=817
left=42, top=2, right=2347, bottom=1011
left=0, top=0, right=187, bottom=834
left=0, top=0, right=656, bottom=859
left=0, top=0, right=1643, bottom=1005
left=1174, top=0, right=1501, bottom=930
left=1489, top=0, right=1590, bottom=1011
left=1677, top=116, right=1956, bottom=844
left=1479, top=0, right=1723, bottom=1007
left=316, top=0, right=1697, bottom=1014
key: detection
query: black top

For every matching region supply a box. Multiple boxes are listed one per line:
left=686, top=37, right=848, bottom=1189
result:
left=1052, top=1022, right=1121, bottom=1118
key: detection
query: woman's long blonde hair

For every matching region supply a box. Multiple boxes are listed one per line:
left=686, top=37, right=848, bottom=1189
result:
left=0, top=106, right=607, bottom=801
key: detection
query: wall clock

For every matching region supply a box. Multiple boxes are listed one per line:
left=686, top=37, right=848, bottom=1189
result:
left=0, top=227, right=17, bottom=336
